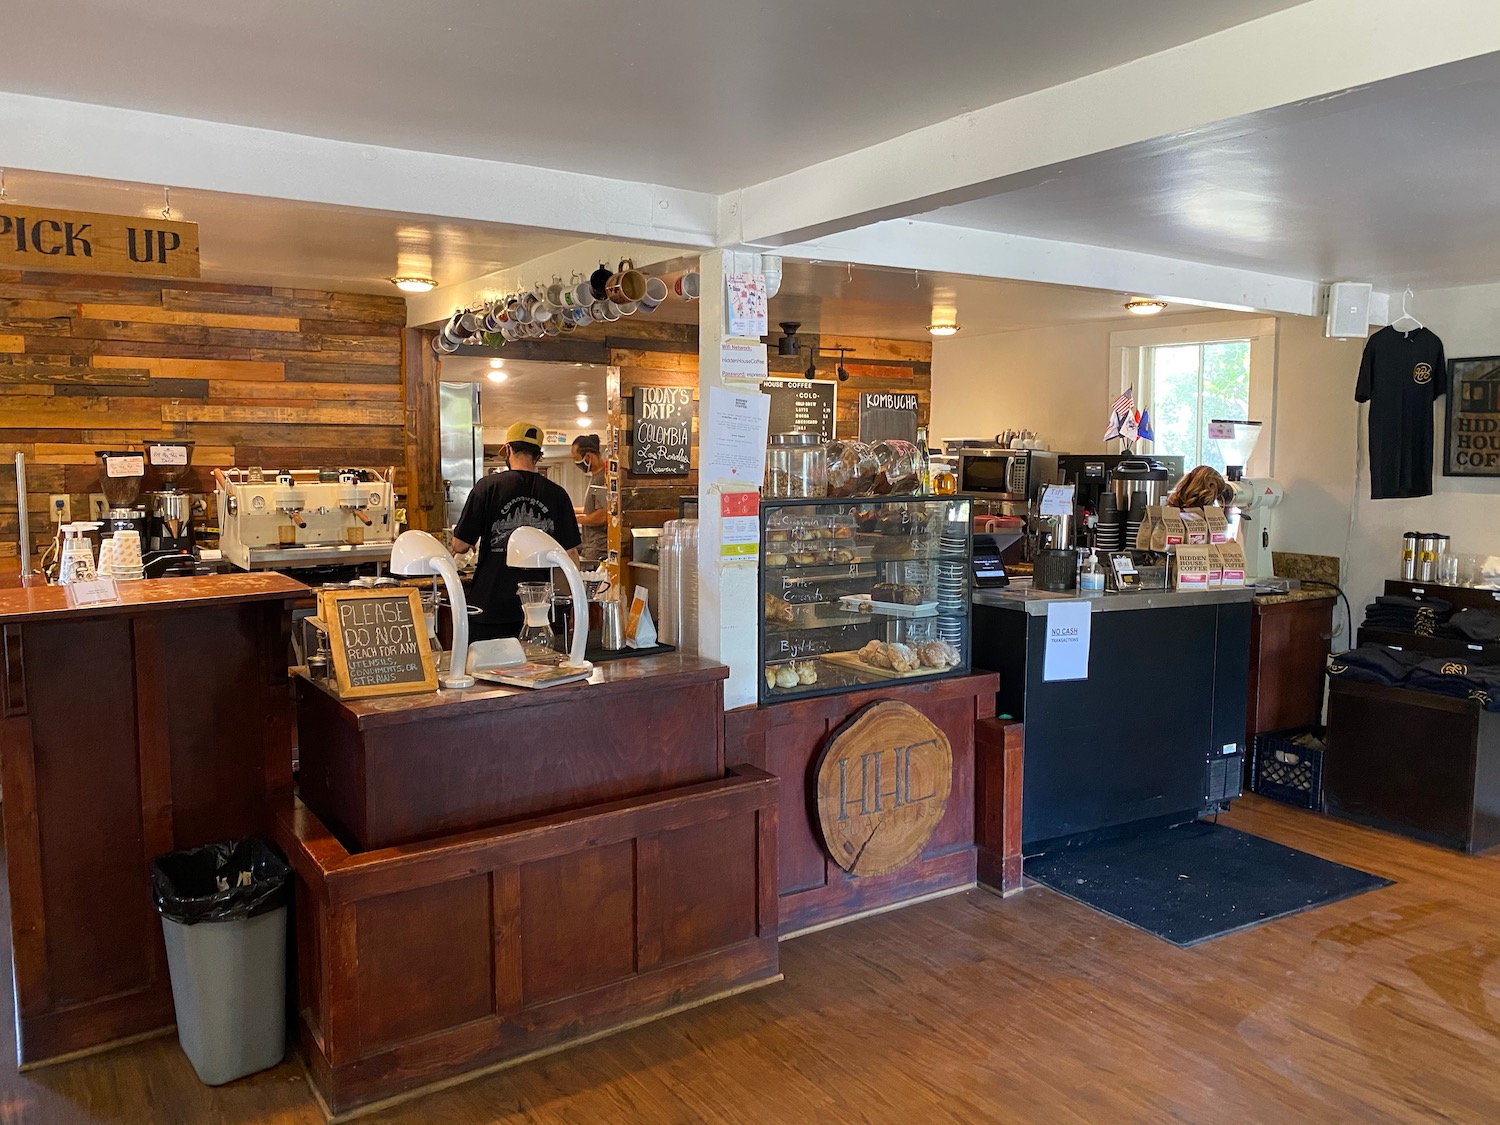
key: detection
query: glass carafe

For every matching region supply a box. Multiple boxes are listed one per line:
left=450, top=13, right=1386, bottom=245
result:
left=517, top=582, right=558, bottom=653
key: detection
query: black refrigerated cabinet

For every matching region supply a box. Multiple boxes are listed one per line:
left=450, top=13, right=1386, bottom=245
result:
left=973, top=587, right=1252, bottom=854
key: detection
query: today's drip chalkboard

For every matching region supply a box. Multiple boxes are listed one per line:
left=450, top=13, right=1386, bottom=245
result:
left=318, top=587, right=438, bottom=699
left=631, top=386, right=694, bottom=476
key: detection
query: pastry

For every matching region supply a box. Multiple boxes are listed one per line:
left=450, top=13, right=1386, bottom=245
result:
left=774, top=664, right=799, bottom=689
left=872, top=582, right=923, bottom=605
left=915, top=640, right=961, bottom=669
left=768, top=529, right=790, bottom=544
left=830, top=524, right=853, bottom=540
left=792, top=549, right=821, bottom=565
left=765, top=552, right=789, bottom=567
left=855, top=640, right=919, bottom=673
left=795, top=662, right=818, bottom=685
left=765, top=665, right=777, bottom=690
left=764, top=592, right=796, bottom=624
left=831, top=548, right=855, bottom=564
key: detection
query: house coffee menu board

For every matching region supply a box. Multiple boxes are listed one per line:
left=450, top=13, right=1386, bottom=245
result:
left=318, top=587, right=438, bottom=699
left=764, top=378, right=836, bottom=441
left=631, top=386, right=694, bottom=476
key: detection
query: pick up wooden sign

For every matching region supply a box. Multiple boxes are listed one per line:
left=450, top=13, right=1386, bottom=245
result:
left=815, top=700, right=952, bottom=876
left=0, top=206, right=200, bottom=278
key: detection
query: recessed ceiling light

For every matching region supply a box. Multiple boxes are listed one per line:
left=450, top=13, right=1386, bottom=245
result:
left=391, top=276, right=436, bottom=293
left=927, top=323, right=961, bottom=337
left=487, top=370, right=507, bottom=383
left=489, top=358, right=505, bottom=369
left=1125, top=298, right=1168, bottom=316
left=576, top=415, right=591, bottom=427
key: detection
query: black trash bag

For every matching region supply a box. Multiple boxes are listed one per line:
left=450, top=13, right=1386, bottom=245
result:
left=151, top=837, right=291, bottom=925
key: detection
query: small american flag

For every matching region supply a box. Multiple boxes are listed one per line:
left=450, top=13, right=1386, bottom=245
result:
left=1111, top=388, right=1135, bottom=417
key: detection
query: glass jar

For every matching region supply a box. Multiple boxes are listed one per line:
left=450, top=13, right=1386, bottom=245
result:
left=825, top=439, right=879, bottom=497
left=872, top=440, right=922, bottom=495
left=765, top=433, right=827, bottom=498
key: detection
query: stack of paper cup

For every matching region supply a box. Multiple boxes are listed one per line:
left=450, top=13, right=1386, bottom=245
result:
left=109, top=530, right=144, bottom=580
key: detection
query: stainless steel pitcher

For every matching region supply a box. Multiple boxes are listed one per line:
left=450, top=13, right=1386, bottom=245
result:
left=600, top=597, right=627, bottom=651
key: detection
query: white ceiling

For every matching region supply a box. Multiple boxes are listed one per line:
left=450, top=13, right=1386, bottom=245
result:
left=439, top=358, right=609, bottom=442
left=0, top=0, right=1302, bottom=194
left=921, top=54, right=1500, bottom=291
left=0, top=169, right=582, bottom=294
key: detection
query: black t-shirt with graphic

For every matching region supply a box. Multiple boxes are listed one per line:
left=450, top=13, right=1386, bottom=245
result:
left=453, top=469, right=581, bottom=632
left=1355, top=326, right=1447, bottom=499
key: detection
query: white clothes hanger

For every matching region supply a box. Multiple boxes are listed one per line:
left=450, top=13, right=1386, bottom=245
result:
left=1391, top=286, right=1424, bottom=336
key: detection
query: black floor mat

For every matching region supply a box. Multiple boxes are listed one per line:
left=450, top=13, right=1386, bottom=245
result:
left=1024, top=821, right=1392, bottom=947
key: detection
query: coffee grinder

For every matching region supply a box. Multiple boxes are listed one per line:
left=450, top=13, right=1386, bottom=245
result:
left=95, top=450, right=148, bottom=540
left=143, top=440, right=197, bottom=556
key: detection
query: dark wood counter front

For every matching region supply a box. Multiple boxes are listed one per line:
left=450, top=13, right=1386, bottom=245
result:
left=0, top=573, right=307, bottom=1065
left=297, top=655, right=729, bottom=851
left=726, top=673, right=998, bottom=935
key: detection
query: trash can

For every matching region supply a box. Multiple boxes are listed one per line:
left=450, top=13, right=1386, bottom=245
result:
left=151, top=837, right=291, bottom=1085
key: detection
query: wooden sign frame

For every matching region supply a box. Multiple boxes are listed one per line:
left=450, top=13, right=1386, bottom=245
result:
left=1444, top=355, right=1500, bottom=477
left=318, top=587, right=438, bottom=700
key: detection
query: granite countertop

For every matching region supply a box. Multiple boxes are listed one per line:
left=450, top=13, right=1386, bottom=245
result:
left=1254, top=587, right=1339, bottom=606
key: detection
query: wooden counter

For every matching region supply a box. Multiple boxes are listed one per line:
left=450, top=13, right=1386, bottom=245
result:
left=0, top=573, right=307, bottom=1065
left=285, top=655, right=780, bottom=1116
left=725, top=673, right=999, bottom=935
left=297, top=655, right=728, bottom=850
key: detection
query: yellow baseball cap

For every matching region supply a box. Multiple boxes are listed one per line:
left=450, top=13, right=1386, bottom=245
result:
left=505, top=421, right=545, bottom=446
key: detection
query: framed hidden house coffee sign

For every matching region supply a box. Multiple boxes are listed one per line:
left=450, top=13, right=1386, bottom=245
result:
left=1445, top=356, right=1500, bottom=477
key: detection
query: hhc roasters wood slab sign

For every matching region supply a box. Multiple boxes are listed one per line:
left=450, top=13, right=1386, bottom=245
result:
left=815, top=700, right=953, bottom=876
left=0, top=206, right=200, bottom=278
left=318, top=587, right=438, bottom=699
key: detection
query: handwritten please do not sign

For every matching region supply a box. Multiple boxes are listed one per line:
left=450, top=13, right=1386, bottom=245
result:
left=317, top=587, right=438, bottom=699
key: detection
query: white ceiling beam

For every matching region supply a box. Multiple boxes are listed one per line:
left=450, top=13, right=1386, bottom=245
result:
left=0, top=91, right=717, bottom=247
left=778, top=220, right=1324, bottom=318
left=406, top=239, right=689, bottom=327
left=726, top=0, right=1500, bottom=247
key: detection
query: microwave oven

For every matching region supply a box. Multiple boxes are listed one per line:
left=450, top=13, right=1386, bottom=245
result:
left=954, top=448, right=1059, bottom=507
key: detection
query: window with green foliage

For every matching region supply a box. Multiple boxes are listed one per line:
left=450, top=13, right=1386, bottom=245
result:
left=1147, top=340, right=1252, bottom=472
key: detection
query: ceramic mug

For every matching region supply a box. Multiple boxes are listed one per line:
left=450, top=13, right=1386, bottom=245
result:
left=545, top=277, right=567, bottom=307
left=616, top=299, right=639, bottom=316
left=589, top=263, right=614, bottom=300
left=674, top=271, right=701, bottom=300
left=597, top=300, right=621, bottom=322
left=543, top=318, right=561, bottom=337
left=606, top=259, right=648, bottom=303
left=637, top=275, right=668, bottom=313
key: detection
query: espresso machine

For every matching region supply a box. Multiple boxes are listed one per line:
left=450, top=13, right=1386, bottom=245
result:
left=96, top=450, right=149, bottom=540
left=144, top=440, right=198, bottom=554
left=214, top=467, right=396, bottom=571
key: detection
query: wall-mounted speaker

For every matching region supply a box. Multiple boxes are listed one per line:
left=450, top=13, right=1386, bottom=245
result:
left=1324, top=282, right=1373, bottom=339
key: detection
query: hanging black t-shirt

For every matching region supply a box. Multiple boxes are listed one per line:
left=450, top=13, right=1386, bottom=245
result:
left=453, top=469, right=581, bottom=633
left=1355, top=326, right=1446, bottom=499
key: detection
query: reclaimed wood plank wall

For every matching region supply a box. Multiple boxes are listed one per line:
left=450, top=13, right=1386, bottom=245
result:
left=0, top=270, right=408, bottom=569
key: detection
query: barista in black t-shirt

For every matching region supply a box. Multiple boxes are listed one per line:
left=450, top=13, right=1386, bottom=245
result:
left=1355, top=325, right=1447, bottom=499
left=451, top=421, right=582, bottom=640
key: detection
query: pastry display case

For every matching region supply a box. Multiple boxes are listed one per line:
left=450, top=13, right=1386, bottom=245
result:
left=758, top=495, right=973, bottom=703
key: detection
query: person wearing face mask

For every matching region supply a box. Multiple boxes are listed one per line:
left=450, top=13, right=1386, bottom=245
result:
left=571, top=433, right=608, bottom=567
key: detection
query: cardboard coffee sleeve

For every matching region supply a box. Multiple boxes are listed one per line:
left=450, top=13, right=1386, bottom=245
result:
left=1158, top=507, right=1188, bottom=550
left=1173, top=545, right=1214, bottom=590
left=1198, top=505, right=1231, bottom=545
left=1216, top=541, right=1247, bottom=587
left=1179, top=508, right=1208, bottom=545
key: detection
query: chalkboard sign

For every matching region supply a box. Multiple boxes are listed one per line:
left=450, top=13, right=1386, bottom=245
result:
left=858, top=391, right=920, bottom=442
left=318, top=587, right=438, bottom=699
left=764, top=379, right=836, bottom=441
left=631, top=386, right=694, bottom=476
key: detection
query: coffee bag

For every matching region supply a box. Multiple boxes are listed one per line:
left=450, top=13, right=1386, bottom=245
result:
left=1198, top=505, right=1231, bottom=545
left=1138, top=506, right=1161, bottom=551
left=1217, top=541, right=1247, bottom=587
left=1206, top=545, right=1225, bottom=588
left=1179, top=508, right=1208, bottom=545
left=1159, top=506, right=1188, bottom=550
left=1173, top=545, right=1213, bottom=590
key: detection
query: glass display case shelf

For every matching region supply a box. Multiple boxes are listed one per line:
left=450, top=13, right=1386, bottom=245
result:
left=758, top=495, right=973, bottom=704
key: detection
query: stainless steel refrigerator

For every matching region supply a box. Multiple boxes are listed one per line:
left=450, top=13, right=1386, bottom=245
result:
left=439, top=382, right=482, bottom=530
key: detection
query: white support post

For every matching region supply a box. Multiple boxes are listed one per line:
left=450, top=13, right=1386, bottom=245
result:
left=696, top=249, right=766, bottom=709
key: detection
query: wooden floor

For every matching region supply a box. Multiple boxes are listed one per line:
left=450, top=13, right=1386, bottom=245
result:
left=6, top=796, right=1500, bottom=1124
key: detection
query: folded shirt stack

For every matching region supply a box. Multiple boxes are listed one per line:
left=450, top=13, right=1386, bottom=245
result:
left=1328, top=645, right=1500, bottom=710
left=1361, top=595, right=1455, bottom=637
left=1438, top=608, right=1500, bottom=644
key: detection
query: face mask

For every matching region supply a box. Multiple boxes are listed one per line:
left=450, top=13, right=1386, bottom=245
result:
left=574, top=458, right=589, bottom=471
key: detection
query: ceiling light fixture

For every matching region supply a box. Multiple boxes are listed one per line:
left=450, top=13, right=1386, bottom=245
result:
left=487, top=371, right=507, bottom=384
left=577, top=415, right=591, bottom=427
left=1124, top=298, right=1168, bottom=316
left=391, top=276, right=436, bottom=293
left=927, top=323, right=960, bottom=337
left=836, top=347, right=851, bottom=382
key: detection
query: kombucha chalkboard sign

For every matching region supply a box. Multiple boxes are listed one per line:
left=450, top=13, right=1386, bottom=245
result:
left=318, top=587, right=438, bottom=699
left=631, top=387, right=694, bottom=476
